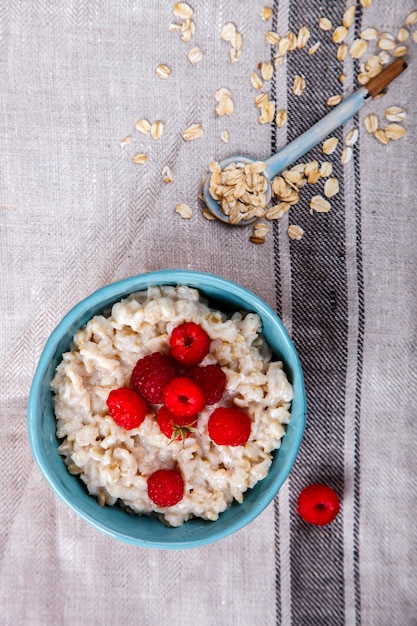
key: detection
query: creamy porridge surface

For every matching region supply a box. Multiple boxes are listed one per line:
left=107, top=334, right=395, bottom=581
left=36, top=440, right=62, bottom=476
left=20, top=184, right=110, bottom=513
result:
left=51, top=285, right=293, bottom=526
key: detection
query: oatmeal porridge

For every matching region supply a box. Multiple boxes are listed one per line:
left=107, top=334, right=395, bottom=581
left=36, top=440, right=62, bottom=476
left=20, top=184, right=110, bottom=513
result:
left=51, top=285, right=293, bottom=526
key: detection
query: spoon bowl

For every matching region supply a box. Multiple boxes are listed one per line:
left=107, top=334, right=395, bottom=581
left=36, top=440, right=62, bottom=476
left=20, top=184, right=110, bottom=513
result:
left=203, top=156, right=272, bottom=224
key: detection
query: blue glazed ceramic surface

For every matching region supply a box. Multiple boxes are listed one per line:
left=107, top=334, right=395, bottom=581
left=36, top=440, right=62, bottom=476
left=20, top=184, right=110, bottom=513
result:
left=27, top=270, right=306, bottom=549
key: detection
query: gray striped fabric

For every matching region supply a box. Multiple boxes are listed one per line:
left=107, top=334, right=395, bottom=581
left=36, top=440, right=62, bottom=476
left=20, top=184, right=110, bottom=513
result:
left=1, top=1, right=416, bottom=625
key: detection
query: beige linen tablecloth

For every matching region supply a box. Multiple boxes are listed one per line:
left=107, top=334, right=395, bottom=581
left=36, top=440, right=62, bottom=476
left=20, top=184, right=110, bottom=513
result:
left=1, top=1, right=416, bottom=624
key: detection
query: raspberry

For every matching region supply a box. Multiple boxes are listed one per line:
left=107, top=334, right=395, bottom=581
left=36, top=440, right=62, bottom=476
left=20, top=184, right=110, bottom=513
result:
left=131, top=352, right=177, bottom=403
left=157, top=406, right=197, bottom=441
left=147, top=469, right=184, bottom=507
left=297, top=484, right=340, bottom=526
left=169, top=322, right=210, bottom=366
left=106, top=388, right=148, bottom=430
left=163, top=377, right=206, bottom=418
left=208, top=407, right=251, bottom=446
left=188, top=364, right=227, bottom=404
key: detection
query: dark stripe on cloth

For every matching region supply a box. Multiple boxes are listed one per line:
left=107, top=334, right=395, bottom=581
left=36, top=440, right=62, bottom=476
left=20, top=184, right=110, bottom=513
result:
left=352, top=8, right=364, bottom=624
left=285, top=1, right=348, bottom=624
left=270, top=3, right=282, bottom=623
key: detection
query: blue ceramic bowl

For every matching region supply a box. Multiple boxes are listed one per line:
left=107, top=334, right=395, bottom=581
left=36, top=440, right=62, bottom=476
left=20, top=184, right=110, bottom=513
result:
left=27, top=269, right=306, bottom=549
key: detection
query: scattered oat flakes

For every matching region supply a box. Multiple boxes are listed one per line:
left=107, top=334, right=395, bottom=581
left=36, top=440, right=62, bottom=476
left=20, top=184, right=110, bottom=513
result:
left=156, top=64, right=171, bottom=78
left=173, top=2, right=193, bottom=20
left=333, top=26, right=348, bottom=44
left=345, top=128, right=359, bottom=146
left=284, top=170, right=303, bottom=185
left=266, top=31, right=281, bottom=45
left=221, top=130, right=230, bottom=143
left=322, top=137, right=338, bottom=155
left=221, top=22, right=243, bottom=62
left=385, top=123, right=406, bottom=140
left=341, top=146, right=353, bottom=164
left=378, top=33, right=396, bottom=50
left=319, top=17, right=332, bottom=31
left=288, top=225, right=304, bottom=240
left=150, top=120, right=164, bottom=140
left=183, top=123, right=203, bottom=141
left=406, top=11, right=417, bottom=26
left=135, top=118, right=151, bottom=134
left=187, top=47, right=204, bottom=64
left=324, top=178, right=339, bottom=198
left=297, top=26, right=311, bottom=49
left=397, top=27, right=409, bottom=43
left=327, top=94, right=343, bottom=107
left=214, top=88, right=234, bottom=116
left=259, top=101, right=275, bottom=124
left=132, top=153, right=147, bottom=164
left=221, top=22, right=237, bottom=42
left=162, top=165, right=174, bottom=184
left=364, top=113, right=379, bottom=133
left=279, top=36, right=291, bottom=56
left=253, top=222, right=269, bottom=235
left=287, top=32, right=298, bottom=51
left=378, top=50, right=391, bottom=65
left=293, top=75, right=306, bottom=96
left=181, top=18, right=196, bottom=43
left=308, top=41, right=321, bottom=55
left=360, top=0, right=372, bottom=6
left=339, top=73, right=346, bottom=84
left=307, top=168, right=321, bottom=184
left=249, top=235, right=266, bottom=244
left=319, top=161, right=333, bottom=177
left=261, top=7, right=273, bottom=21
left=385, top=106, right=406, bottom=122
left=360, top=27, right=378, bottom=41
left=337, top=43, right=348, bottom=61
left=310, top=195, right=331, bottom=213
left=276, top=109, right=288, bottom=128
left=393, top=45, right=408, bottom=57
left=175, top=203, right=193, bottom=219
left=255, top=92, right=269, bottom=107
left=304, top=161, right=318, bottom=177
left=266, top=202, right=291, bottom=220
left=120, top=135, right=131, bottom=147
left=358, top=73, right=370, bottom=85
left=250, top=71, right=263, bottom=90
left=260, top=61, right=274, bottom=81
left=367, top=63, right=382, bottom=78
left=350, top=39, right=368, bottom=58
left=202, top=207, right=217, bottom=221
left=343, top=5, right=356, bottom=28
left=374, top=128, right=390, bottom=144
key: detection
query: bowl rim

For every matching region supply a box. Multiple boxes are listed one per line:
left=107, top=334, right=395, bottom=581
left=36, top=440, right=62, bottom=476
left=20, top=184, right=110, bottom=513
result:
left=27, top=269, right=306, bottom=548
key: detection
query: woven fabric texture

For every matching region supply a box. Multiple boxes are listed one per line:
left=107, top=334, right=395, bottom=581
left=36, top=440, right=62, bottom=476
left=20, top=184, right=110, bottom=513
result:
left=1, top=1, right=416, bottom=625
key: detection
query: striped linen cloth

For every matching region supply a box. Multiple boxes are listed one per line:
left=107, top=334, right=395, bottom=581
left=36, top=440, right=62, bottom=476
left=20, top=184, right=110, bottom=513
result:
left=0, top=1, right=415, bottom=624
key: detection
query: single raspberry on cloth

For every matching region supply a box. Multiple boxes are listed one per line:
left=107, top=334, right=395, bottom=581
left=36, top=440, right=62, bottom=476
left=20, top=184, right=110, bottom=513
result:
left=169, top=321, right=210, bottom=366
left=208, top=407, right=251, bottom=446
left=157, top=406, right=197, bottom=441
left=106, top=388, right=148, bottom=430
left=147, top=469, right=184, bottom=507
left=163, top=376, right=206, bottom=418
left=131, top=352, right=177, bottom=403
left=297, top=484, right=340, bottom=525
left=187, top=364, right=227, bottom=405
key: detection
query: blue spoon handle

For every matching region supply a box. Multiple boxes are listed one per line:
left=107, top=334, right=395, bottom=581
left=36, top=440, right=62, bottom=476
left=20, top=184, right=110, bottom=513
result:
left=265, top=87, right=368, bottom=179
